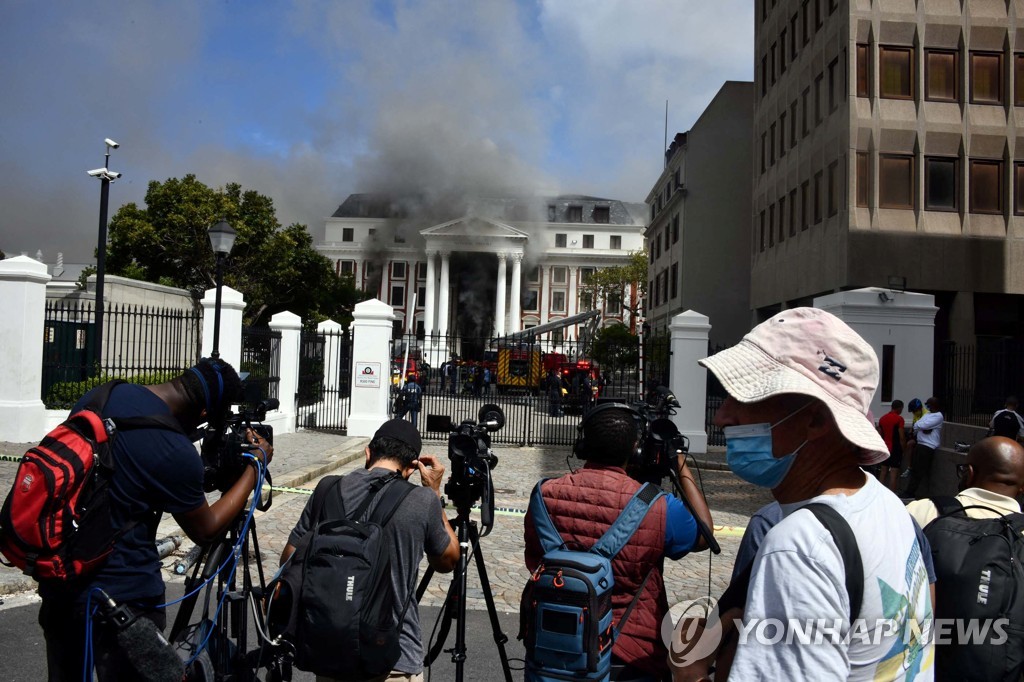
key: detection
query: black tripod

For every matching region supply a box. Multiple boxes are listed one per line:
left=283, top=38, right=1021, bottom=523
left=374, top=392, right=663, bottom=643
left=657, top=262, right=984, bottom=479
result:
left=416, top=505, right=514, bottom=682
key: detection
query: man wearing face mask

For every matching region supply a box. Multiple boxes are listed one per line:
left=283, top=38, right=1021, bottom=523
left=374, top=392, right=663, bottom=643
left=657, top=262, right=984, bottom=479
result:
left=675, top=308, right=932, bottom=681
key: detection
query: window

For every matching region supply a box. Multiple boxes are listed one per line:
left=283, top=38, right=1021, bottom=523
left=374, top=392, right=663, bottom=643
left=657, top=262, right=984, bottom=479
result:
left=780, top=30, right=788, bottom=73
left=648, top=280, right=654, bottom=306
left=790, top=14, right=799, bottom=61
left=342, top=227, right=354, bottom=242
left=416, top=262, right=427, bottom=280
left=759, top=210, right=765, bottom=252
left=828, top=161, right=839, bottom=216
left=339, top=260, right=355, bottom=276
left=856, top=152, right=870, bottom=207
left=390, top=285, right=405, bottom=307
left=790, top=100, right=798, bottom=147
left=769, top=204, right=775, bottom=247
left=971, top=52, right=1003, bottom=104
left=828, top=57, right=839, bottom=112
left=579, top=292, right=594, bottom=312
left=814, top=0, right=822, bottom=28
left=880, top=46, right=914, bottom=99
left=610, top=235, right=621, bottom=250
left=663, top=227, right=670, bottom=251
left=1016, top=55, right=1024, bottom=106
left=881, top=345, right=895, bottom=403
left=524, top=289, right=539, bottom=312
left=552, top=291, right=566, bottom=312
left=761, top=55, right=768, bottom=96
left=761, top=132, right=768, bottom=172
left=605, top=291, right=622, bottom=315
left=924, top=157, right=958, bottom=211
left=856, top=44, right=870, bottom=97
left=879, top=155, right=914, bottom=209
left=568, top=205, right=583, bottom=222
left=779, top=113, right=787, bottom=156
left=391, top=261, right=406, bottom=279
left=970, top=160, right=1003, bottom=214
left=650, top=204, right=656, bottom=222
left=672, top=214, right=680, bottom=243
left=770, top=123, right=776, bottom=165
left=813, top=171, right=823, bottom=223
left=649, top=247, right=655, bottom=263
left=779, top=196, right=787, bottom=242
left=801, top=180, right=810, bottom=230
left=802, top=88, right=810, bottom=136
left=552, top=266, right=567, bottom=284
left=670, top=263, right=678, bottom=299
left=771, top=43, right=777, bottom=85
left=815, top=73, right=824, bottom=123
left=593, top=206, right=610, bottom=223
left=1015, top=163, right=1024, bottom=215
left=393, top=232, right=405, bottom=244
left=802, top=0, right=810, bottom=46
left=527, top=266, right=540, bottom=283
left=368, top=228, right=377, bottom=239
left=580, top=267, right=594, bottom=284
left=789, top=189, right=798, bottom=236
left=555, top=233, right=567, bottom=248
left=548, top=204, right=556, bottom=221
left=417, top=286, right=425, bottom=307
left=583, top=234, right=594, bottom=249
left=925, top=50, right=958, bottom=102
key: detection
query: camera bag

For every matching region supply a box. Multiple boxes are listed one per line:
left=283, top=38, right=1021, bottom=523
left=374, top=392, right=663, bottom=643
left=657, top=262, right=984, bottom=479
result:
left=268, top=472, right=415, bottom=679
left=923, top=496, right=1024, bottom=682
left=519, top=480, right=664, bottom=682
left=0, top=380, right=183, bottom=581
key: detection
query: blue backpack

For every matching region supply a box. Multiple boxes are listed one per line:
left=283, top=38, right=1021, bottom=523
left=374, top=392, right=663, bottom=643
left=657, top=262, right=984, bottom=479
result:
left=520, top=480, right=664, bottom=681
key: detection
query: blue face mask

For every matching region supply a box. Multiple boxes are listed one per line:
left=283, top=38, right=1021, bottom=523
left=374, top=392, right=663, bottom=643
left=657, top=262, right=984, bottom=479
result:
left=723, top=404, right=810, bottom=488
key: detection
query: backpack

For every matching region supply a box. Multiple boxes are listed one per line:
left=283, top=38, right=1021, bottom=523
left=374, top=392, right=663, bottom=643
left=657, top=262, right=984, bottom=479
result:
left=0, top=380, right=183, bottom=582
left=402, top=383, right=421, bottom=411
left=519, top=480, right=665, bottom=682
left=268, top=472, right=415, bottom=679
left=991, top=410, right=1022, bottom=440
left=923, top=496, right=1024, bottom=682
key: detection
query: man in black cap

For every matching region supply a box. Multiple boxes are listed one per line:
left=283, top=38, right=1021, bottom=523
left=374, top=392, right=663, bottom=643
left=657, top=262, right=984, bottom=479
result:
left=281, top=419, right=459, bottom=682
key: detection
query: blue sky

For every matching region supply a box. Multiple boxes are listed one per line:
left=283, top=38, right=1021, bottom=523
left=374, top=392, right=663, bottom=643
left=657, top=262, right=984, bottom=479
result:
left=0, top=0, right=753, bottom=263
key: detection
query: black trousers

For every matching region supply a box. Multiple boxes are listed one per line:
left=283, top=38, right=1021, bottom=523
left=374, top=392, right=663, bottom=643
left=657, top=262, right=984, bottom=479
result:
left=39, top=595, right=166, bottom=682
left=904, top=444, right=936, bottom=499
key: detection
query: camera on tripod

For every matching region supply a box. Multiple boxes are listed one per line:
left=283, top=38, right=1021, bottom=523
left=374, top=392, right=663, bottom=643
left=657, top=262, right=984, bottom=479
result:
left=426, top=404, right=504, bottom=535
left=200, top=395, right=278, bottom=494
left=628, top=386, right=689, bottom=483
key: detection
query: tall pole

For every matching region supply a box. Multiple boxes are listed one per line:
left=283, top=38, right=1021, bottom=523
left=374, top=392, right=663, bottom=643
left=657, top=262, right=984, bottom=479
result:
left=212, top=253, right=224, bottom=359
left=93, top=148, right=111, bottom=369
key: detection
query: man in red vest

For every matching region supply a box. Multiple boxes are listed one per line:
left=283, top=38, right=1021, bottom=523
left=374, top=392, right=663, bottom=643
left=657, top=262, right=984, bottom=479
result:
left=524, top=405, right=714, bottom=680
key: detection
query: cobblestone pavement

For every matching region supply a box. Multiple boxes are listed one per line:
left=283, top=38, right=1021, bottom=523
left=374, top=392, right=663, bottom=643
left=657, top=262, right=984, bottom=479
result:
left=0, top=433, right=771, bottom=610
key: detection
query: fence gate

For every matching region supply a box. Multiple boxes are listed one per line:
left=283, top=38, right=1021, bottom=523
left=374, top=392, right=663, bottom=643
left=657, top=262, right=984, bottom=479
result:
left=296, top=326, right=352, bottom=432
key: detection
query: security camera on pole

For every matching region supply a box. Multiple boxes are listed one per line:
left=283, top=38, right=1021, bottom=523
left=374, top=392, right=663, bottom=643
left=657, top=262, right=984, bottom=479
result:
left=207, top=219, right=236, bottom=359
left=86, top=138, right=121, bottom=369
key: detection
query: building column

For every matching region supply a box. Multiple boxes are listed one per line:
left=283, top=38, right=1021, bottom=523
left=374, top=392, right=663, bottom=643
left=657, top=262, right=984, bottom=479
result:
left=509, top=253, right=522, bottom=333
left=0, top=256, right=51, bottom=442
left=494, top=252, right=507, bottom=338
left=404, top=268, right=416, bottom=335
left=568, top=265, right=579, bottom=326
left=540, top=263, right=550, bottom=326
left=424, top=251, right=437, bottom=338
left=438, top=250, right=451, bottom=336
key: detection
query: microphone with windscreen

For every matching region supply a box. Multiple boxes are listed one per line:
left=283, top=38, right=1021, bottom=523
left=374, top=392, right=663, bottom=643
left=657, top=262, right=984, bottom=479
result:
left=95, top=589, right=185, bottom=682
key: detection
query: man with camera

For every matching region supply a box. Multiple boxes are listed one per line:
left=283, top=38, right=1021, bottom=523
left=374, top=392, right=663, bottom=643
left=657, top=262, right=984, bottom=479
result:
left=524, top=403, right=714, bottom=681
left=37, top=358, right=273, bottom=681
left=281, top=419, right=459, bottom=682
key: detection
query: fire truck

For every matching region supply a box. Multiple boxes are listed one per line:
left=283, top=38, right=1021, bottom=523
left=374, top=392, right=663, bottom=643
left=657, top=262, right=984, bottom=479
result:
left=493, top=309, right=601, bottom=393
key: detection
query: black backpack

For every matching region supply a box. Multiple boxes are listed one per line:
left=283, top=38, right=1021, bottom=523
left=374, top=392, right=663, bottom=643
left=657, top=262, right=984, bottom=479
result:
left=268, top=472, right=415, bottom=679
left=923, top=496, right=1024, bottom=682
left=991, top=410, right=1022, bottom=439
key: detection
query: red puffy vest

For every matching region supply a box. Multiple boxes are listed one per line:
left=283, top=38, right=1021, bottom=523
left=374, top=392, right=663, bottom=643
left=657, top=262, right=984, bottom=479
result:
left=524, top=463, right=669, bottom=675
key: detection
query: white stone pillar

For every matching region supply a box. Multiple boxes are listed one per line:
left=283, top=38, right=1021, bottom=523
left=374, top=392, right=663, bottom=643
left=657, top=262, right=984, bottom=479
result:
left=0, top=256, right=51, bottom=441
left=424, top=252, right=436, bottom=338
left=568, top=265, right=579, bottom=338
left=539, top=263, right=550, bottom=326
left=201, top=285, right=245, bottom=369
left=509, top=253, right=522, bottom=333
left=438, top=251, right=451, bottom=336
left=347, top=299, right=395, bottom=437
left=669, top=310, right=712, bottom=454
left=319, top=319, right=344, bottom=396
left=404, top=271, right=417, bottom=335
left=494, top=253, right=507, bottom=338
left=269, top=311, right=301, bottom=435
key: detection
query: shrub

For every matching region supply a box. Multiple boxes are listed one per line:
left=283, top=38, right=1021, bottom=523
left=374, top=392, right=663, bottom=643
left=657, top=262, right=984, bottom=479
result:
left=44, top=370, right=180, bottom=410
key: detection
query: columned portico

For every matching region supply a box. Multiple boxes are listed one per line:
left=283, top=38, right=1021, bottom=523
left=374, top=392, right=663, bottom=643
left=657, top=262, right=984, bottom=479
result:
left=509, top=253, right=522, bottom=334
left=494, top=252, right=507, bottom=338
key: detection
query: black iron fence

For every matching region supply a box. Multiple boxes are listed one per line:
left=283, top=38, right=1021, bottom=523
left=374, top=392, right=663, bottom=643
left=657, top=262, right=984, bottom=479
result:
left=42, top=298, right=201, bottom=409
left=937, top=339, right=1024, bottom=426
left=296, top=325, right=351, bottom=432
left=705, top=395, right=725, bottom=447
left=240, top=326, right=281, bottom=403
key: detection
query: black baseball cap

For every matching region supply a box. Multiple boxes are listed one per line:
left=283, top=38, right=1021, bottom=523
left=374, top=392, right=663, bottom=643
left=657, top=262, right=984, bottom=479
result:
left=372, top=419, right=422, bottom=456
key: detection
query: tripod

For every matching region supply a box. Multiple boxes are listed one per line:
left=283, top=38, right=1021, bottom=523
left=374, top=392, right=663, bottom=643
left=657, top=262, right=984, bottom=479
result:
left=416, top=505, right=514, bottom=682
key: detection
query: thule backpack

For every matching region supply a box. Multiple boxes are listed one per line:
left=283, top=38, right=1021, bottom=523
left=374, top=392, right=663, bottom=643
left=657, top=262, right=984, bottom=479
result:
left=268, top=472, right=415, bottom=679
left=519, top=480, right=665, bottom=682
left=0, top=380, right=183, bottom=582
left=991, top=410, right=1023, bottom=440
left=923, top=496, right=1024, bottom=682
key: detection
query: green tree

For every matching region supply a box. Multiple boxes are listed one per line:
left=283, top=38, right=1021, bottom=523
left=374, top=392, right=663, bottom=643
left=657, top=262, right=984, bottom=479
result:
left=590, top=322, right=639, bottom=372
left=579, top=250, right=648, bottom=317
left=106, top=175, right=363, bottom=325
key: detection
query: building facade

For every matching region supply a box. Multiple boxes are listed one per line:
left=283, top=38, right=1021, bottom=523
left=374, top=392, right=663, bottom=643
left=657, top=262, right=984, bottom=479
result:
left=753, top=0, right=1024, bottom=346
left=645, top=81, right=755, bottom=346
left=316, top=195, right=646, bottom=358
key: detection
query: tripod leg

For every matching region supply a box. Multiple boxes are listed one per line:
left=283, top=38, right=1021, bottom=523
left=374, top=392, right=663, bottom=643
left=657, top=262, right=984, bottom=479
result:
left=466, top=522, right=514, bottom=682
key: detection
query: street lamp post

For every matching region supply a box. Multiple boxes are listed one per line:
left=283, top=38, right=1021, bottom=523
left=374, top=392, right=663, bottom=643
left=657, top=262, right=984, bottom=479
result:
left=86, top=138, right=121, bottom=369
left=207, top=219, right=237, bottom=359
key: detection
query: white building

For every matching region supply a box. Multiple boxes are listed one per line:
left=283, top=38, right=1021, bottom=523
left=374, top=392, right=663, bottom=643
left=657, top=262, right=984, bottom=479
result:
left=316, top=194, right=646, bottom=360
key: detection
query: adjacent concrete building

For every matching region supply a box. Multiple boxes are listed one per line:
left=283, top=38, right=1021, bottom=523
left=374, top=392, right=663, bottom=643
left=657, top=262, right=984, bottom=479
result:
left=753, top=0, right=1024, bottom=349
left=645, top=81, right=755, bottom=346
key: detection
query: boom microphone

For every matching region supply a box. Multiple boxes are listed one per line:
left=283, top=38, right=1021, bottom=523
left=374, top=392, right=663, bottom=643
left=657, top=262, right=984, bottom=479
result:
left=96, top=589, right=185, bottom=682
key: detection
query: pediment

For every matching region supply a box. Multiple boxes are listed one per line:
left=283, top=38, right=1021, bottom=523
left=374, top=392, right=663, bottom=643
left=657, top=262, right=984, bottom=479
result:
left=420, top=216, right=529, bottom=240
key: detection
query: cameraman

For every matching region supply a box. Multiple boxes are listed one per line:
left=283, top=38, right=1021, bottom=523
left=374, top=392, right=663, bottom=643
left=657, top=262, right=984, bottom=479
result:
left=37, top=358, right=273, bottom=681
left=524, top=406, right=714, bottom=681
left=281, top=419, right=459, bottom=682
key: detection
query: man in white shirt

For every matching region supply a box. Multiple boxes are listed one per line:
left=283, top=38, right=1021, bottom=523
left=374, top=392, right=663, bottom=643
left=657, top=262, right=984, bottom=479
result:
left=904, top=397, right=943, bottom=499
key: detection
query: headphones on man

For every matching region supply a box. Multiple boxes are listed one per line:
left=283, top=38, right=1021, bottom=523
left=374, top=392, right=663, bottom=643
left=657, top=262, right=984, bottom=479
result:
left=572, top=402, right=645, bottom=461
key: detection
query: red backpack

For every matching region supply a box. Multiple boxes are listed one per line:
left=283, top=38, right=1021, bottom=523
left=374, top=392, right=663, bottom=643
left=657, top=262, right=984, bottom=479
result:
left=0, top=380, right=183, bottom=582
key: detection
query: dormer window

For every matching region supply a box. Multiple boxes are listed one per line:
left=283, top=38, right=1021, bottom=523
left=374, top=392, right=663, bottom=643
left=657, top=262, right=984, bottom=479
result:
left=568, top=206, right=583, bottom=222
left=593, top=206, right=610, bottom=223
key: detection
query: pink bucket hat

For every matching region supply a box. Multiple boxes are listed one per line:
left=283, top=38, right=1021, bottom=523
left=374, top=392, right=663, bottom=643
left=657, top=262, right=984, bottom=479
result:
left=700, top=307, right=889, bottom=465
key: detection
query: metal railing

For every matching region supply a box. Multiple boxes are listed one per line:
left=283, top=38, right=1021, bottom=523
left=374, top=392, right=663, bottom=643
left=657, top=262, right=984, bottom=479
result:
left=241, top=326, right=282, bottom=402
left=937, top=339, right=1024, bottom=426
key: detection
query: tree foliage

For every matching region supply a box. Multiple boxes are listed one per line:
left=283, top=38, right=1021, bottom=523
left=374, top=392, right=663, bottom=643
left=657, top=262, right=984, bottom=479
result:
left=106, top=175, right=363, bottom=325
left=590, top=323, right=639, bottom=371
left=579, top=250, right=648, bottom=316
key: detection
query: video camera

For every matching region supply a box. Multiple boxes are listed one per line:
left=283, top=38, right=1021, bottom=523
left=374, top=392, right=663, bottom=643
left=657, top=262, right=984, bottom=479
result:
left=628, top=386, right=689, bottom=484
left=426, top=404, right=505, bottom=535
left=200, top=396, right=278, bottom=494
